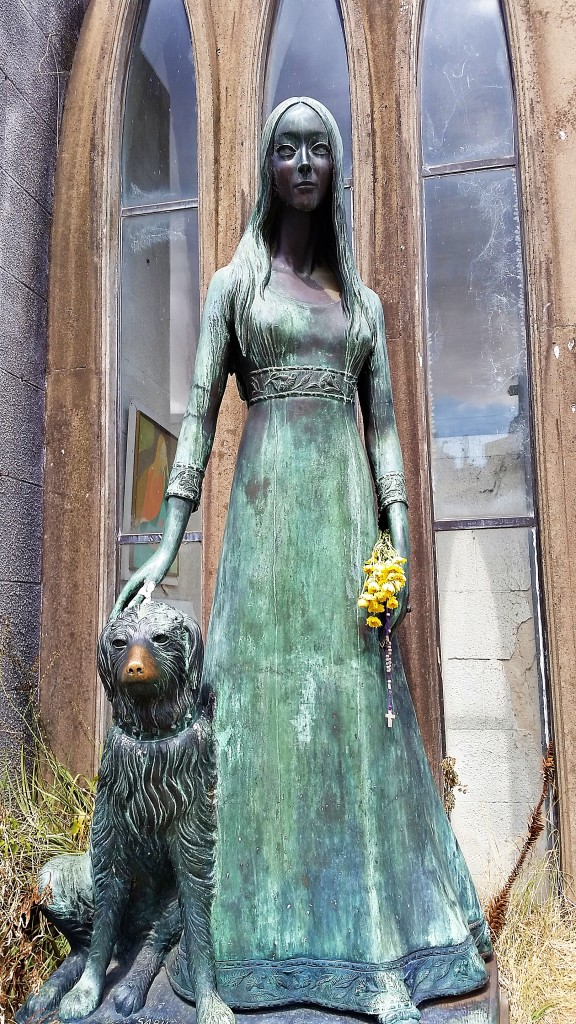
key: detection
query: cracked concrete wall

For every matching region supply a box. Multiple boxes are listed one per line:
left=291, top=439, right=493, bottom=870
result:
left=0, top=0, right=88, bottom=765
left=437, top=527, right=545, bottom=889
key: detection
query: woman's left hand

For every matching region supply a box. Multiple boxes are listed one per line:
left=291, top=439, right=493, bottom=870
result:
left=381, top=501, right=410, bottom=633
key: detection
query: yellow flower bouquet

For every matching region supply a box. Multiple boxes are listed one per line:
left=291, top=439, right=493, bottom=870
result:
left=357, top=531, right=407, bottom=629
left=357, top=531, right=407, bottom=728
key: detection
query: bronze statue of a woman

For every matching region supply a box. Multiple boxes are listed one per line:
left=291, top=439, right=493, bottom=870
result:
left=115, top=97, right=492, bottom=1023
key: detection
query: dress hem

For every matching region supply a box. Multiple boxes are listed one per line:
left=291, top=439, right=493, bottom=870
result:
left=167, top=935, right=489, bottom=1012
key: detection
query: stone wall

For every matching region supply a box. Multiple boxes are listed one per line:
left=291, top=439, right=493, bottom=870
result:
left=437, top=527, right=545, bottom=888
left=0, top=0, right=87, bottom=764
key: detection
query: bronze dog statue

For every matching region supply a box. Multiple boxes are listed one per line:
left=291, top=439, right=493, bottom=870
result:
left=17, top=602, right=233, bottom=1024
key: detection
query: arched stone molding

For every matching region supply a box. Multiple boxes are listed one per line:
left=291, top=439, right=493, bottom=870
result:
left=347, top=0, right=444, bottom=777
left=339, top=0, right=374, bottom=283
left=195, top=0, right=269, bottom=631
left=502, top=0, right=576, bottom=876
left=41, top=0, right=218, bottom=775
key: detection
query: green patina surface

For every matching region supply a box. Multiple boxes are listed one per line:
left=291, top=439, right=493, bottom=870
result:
left=114, top=98, right=495, bottom=1020
left=166, top=269, right=491, bottom=1014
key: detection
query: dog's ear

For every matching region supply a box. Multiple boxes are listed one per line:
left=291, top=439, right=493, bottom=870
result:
left=97, top=613, right=134, bottom=700
left=181, top=615, right=203, bottom=696
left=97, top=621, right=115, bottom=700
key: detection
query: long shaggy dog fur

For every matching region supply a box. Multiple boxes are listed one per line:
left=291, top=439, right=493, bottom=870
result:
left=17, top=603, right=233, bottom=1024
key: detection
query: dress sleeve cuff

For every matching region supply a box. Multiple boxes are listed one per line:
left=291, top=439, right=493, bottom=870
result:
left=375, top=472, right=408, bottom=514
left=165, top=464, right=205, bottom=510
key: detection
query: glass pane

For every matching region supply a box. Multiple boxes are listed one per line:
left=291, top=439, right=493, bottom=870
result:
left=436, top=527, right=545, bottom=881
left=120, top=531, right=202, bottom=623
left=420, top=0, right=514, bottom=168
left=122, top=0, right=198, bottom=205
left=423, top=168, right=532, bottom=519
left=264, top=0, right=352, bottom=177
left=119, top=209, right=200, bottom=616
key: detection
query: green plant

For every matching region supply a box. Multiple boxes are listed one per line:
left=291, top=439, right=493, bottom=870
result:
left=0, top=737, right=95, bottom=1023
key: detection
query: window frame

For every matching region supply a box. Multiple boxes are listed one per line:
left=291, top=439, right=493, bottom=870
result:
left=40, top=0, right=218, bottom=773
left=116, top=0, right=204, bottom=613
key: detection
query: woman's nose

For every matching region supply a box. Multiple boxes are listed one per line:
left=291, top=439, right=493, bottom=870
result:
left=297, top=143, right=312, bottom=176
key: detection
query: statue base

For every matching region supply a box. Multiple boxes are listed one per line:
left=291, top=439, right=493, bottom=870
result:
left=32, top=958, right=507, bottom=1024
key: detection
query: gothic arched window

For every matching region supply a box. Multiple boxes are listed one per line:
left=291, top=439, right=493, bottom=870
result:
left=117, top=0, right=202, bottom=621
left=263, top=0, right=353, bottom=228
left=420, top=0, right=551, bottom=877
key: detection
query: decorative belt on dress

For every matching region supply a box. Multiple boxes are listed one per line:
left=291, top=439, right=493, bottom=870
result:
left=245, top=366, right=357, bottom=406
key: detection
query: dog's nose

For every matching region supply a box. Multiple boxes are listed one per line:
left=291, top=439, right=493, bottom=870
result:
left=126, top=659, right=145, bottom=677
left=120, top=643, right=158, bottom=685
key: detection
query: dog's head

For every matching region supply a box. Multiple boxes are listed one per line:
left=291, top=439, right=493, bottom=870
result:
left=98, top=602, right=204, bottom=735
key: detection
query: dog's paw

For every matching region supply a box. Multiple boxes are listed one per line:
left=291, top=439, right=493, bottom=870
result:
left=113, top=980, right=149, bottom=1018
left=59, top=976, right=103, bottom=1021
left=196, top=992, right=235, bottom=1024
left=14, top=998, right=37, bottom=1024
left=17, top=989, right=60, bottom=1023
left=17, top=951, right=88, bottom=1023
left=15, top=989, right=56, bottom=1024
left=17, top=976, right=73, bottom=1022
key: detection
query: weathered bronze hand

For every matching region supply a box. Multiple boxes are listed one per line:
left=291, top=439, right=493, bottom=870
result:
left=110, top=496, right=193, bottom=618
left=381, top=500, right=411, bottom=632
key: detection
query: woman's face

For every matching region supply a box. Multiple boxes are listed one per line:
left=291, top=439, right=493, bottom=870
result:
left=271, top=104, right=332, bottom=213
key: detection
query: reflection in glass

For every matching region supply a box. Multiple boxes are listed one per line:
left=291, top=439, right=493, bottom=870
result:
left=435, top=527, right=545, bottom=877
left=264, top=0, right=352, bottom=177
left=121, top=525, right=202, bottom=621
left=120, top=404, right=202, bottom=621
left=122, top=0, right=198, bottom=204
left=119, top=210, right=200, bottom=614
left=121, top=209, right=200, bottom=444
left=423, top=168, right=532, bottom=519
left=420, top=0, right=514, bottom=168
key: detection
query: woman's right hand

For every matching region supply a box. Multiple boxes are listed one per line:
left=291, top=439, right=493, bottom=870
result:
left=109, top=495, right=194, bottom=620
left=110, top=550, right=171, bottom=619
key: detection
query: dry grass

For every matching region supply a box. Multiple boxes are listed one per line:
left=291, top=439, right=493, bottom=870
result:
left=494, top=853, right=576, bottom=1023
left=485, top=744, right=576, bottom=1022
left=0, top=739, right=95, bottom=1024
left=486, top=744, right=555, bottom=943
left=0, top=626, right=96, bottom=1023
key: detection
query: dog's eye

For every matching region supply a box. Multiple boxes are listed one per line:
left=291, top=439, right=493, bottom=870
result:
left=152, top=633, right=170, bottom=645
left=111, top=637, right=128, bottom=650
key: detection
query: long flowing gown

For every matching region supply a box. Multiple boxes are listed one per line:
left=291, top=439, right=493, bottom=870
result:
left=165, top=267, right=491, bottom=1014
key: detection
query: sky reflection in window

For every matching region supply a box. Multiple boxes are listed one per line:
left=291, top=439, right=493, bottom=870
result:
left=420, top=0, right=514, bottom=169
left=122, top=0, right=198, bottom=205
left=264, top=0, right=352, bottom=178
left=423, top=168, right=532, bottom=519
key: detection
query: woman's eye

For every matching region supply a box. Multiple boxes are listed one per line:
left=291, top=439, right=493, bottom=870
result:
left=313, top=144, right=330, bottom=156
left=276, top=145, right=296, bottom=158
left=111, top=637, right=127, bottom=650
left=152, top=633, right=170, bottom=645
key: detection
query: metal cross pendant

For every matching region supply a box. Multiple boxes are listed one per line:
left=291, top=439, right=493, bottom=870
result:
left=386, top=708, right=396, bottom=728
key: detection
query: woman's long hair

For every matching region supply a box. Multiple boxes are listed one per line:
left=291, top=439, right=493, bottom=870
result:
left=229, top=96, right=376, bottom=359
